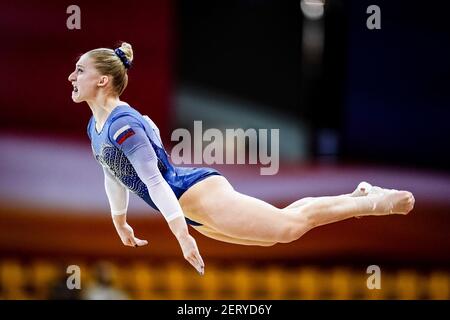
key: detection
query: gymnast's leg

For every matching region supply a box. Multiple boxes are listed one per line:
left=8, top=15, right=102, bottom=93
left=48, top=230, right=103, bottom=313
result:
left=284, top=186, right=414, bottom=231
left=284, top=181, right=372, bottom=209
left=180, top=176, right=415, bottom=245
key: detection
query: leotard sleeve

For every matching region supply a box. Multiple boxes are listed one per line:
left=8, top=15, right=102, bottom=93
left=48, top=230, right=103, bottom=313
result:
left=108, top=115, right=184, bottom=222
left=103, top=166, right=129, bottom=216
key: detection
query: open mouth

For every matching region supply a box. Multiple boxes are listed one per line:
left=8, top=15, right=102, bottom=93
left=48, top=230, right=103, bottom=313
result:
left=72, top=84, right=78, bottom=93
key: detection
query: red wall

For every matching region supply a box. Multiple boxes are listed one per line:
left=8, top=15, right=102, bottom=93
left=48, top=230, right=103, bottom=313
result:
left=0, top=0, right=173, bottom=140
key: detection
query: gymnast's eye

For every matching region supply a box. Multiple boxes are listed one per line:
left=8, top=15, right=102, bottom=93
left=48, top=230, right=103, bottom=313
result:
left=77, top=68, right=83, bottom=73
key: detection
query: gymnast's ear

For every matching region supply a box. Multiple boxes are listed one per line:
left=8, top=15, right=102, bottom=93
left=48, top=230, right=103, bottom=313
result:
left=97, top=75, right=110, bottom=88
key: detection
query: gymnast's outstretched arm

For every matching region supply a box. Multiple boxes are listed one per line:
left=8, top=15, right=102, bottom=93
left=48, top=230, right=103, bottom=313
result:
left=108, top=115, right=204, bottom=275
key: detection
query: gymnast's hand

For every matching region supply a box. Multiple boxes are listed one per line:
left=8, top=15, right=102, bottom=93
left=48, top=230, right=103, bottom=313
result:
left=178, top=233, right=205, bottom=275
left=168, top=216, right=205, bottom=275
left=115, top=222, right=149, bottom=247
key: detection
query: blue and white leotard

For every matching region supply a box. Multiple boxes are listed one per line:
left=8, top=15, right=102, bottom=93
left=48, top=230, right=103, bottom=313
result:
left=87, top=105, right=221, bottom=226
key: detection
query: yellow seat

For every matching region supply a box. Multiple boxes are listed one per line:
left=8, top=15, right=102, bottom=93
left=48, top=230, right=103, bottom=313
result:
left=296, top=267, right=322, bottom=300
left=395, top=270, right=420, bottom=300
left=428, top=271, right=449, bottom=300
left=329, top=267, right=353, bottom=300
left=125, top=262, right=155, bottom=299
left=0, top=260, right=29, bottom=299
left=29, top=260, right=59, bottom=299
left=265, top=266, right=285, bottom=299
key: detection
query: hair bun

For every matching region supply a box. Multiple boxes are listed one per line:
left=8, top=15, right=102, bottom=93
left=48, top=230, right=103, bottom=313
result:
left=119, top=42, right=133, bottom=64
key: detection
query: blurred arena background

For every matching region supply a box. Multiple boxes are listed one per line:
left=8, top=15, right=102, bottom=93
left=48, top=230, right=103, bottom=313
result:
left=0, top=0, right=449, bottom=300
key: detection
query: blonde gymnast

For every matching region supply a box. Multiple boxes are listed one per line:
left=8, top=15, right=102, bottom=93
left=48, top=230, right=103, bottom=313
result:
left=68, top=42, right=415, bottom=275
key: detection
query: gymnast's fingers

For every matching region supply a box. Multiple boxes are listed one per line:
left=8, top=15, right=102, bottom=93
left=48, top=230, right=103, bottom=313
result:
left=194, top=251, right=205, bottom=272
left=134, top=237, right=148, bottom=247
left=187, top=256, right=203, bottom=275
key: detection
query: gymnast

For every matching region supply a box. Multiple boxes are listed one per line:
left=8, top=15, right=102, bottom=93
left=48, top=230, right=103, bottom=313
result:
left=68, top=42, right=415, bottom=275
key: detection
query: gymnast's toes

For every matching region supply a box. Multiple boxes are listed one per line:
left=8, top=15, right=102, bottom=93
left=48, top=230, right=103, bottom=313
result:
left=405, top=192, right=415, bottom=213
left=392, top=191, right=415, bottom=215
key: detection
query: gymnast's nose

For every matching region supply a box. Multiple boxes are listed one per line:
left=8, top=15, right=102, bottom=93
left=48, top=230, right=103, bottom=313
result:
left=68, top=70, right=76, bottom=82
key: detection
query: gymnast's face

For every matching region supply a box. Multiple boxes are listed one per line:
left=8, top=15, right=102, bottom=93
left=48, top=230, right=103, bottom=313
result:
left=68, top=54, right=106, bottom=103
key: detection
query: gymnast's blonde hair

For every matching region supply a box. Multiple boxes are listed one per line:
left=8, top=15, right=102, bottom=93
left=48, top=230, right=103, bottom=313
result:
left=86, top=42, right=133, bottom=96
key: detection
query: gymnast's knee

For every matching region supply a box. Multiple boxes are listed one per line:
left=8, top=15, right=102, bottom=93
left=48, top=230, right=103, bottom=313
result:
left=276, top=219, right=312, bottom=244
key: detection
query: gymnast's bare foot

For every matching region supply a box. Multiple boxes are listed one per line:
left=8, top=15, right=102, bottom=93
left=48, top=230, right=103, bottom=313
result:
left=367, top=188, right=415, bottom=215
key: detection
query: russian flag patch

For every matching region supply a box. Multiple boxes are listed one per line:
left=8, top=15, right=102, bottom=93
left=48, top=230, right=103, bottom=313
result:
left=113, top=125, right=135, bottom=145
